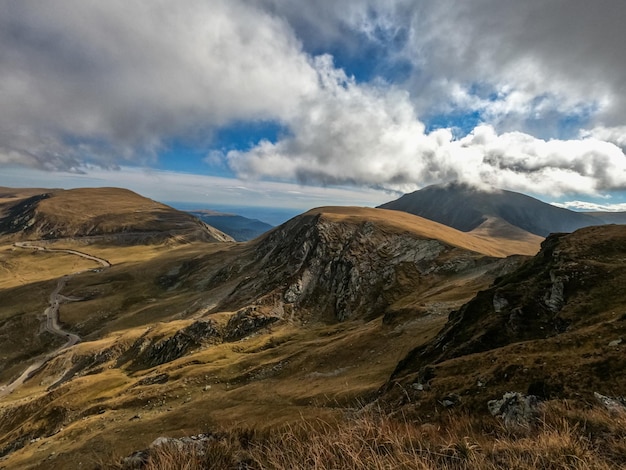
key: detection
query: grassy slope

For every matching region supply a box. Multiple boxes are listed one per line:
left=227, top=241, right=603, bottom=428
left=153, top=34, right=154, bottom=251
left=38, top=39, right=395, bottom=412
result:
left=311, top=207, right=541, bottom=257
left=0, top=187, right=233, bottom=242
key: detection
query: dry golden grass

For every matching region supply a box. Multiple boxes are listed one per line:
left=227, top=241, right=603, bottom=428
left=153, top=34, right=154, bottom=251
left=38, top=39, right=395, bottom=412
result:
left=101, top=401, right=625, bottom=470
left=35, top=187, right=173, bottom=233
left=0, top=244, right=96, bottom=289
left=310, top=207, right=541, bottom=257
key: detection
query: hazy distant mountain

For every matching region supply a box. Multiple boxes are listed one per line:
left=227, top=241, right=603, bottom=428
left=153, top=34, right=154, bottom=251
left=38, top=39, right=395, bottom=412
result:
left=188, top=210, right=273, bottom=241
left=588, top=211, right=626, bottom=224
left=378, top=182, right=601, bottom=237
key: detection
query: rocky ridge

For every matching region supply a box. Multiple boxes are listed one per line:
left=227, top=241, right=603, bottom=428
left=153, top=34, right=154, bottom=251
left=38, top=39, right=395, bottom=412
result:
left=387, top=224, right=626, bottom=410
left=216, top=208, right=512, bottom=322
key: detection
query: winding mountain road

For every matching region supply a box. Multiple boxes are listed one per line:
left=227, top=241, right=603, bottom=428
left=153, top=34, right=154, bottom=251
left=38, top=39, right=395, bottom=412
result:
left=0, top=242, right=111, bottom=397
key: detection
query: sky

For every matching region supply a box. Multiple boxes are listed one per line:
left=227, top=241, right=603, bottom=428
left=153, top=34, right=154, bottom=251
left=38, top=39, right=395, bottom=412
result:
left=2, top=0, right=626, bottom=219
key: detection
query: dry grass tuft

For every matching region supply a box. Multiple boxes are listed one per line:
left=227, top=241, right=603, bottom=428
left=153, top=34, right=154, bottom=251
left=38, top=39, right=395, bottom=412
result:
left=103, top=401, right=625, bottom=470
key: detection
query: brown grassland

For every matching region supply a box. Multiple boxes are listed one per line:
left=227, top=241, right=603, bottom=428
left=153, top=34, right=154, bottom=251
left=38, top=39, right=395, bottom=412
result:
left=1, top=192, right=624, bottom=469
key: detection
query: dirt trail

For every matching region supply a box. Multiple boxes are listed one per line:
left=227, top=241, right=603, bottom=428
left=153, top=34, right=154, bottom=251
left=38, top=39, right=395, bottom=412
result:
left=0, top=243, right=111, bottom=397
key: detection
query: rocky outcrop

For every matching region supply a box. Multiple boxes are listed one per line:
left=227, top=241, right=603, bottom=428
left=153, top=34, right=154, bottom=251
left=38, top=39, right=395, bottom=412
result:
left=594, top=392, right=626, bottom=416
left=123, top=320, right=221, bottom=369
left=391, top=230, right=604, bottom=368
left=223, top=307, right=280, bottom=342
left=488, top=392, right=540, bottom=430
left=386, top=224, right=626, bottom=410
left=219, top=211, right=496, bottom=321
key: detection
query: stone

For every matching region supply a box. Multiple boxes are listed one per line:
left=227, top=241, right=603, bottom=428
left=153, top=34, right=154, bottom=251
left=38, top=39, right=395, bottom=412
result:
left=440, top=394, right=460, bottom=408
left=488, top=392, right=540, bottom=430
left=608, top=338, right=622, bottom=347
left=594, top=392, right=626, bottom=416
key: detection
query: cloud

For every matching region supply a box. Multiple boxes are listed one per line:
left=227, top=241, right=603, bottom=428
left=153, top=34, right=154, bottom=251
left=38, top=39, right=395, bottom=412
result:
left=401, top=1, right=626, bottom=135
left=0, top=0, right=317, bottom=170
left=3, top=0, right=626, bottom=204
left=228, top=58, right=626, bottom=197
left=0, top=166, right=392, bottom=212
left=581, top=126, right=626, bottom=148
left=552, top=201, right=626, bottom=212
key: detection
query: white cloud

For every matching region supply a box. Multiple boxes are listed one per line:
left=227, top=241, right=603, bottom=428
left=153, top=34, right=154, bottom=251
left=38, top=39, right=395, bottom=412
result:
left=552, top=201, right=626, bottom=212
left=228, top=56, right=626, bottom=197
left=0, top=166, right=392, bottom=211
left=581, top=126, right=626, bottom=148
left=0, top=0, right=318, bottom=170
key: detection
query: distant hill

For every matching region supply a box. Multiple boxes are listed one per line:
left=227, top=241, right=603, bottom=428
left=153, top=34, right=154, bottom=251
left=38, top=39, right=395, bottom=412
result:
left=0, top=187, right=234, bottom=243
left=188, top=210, right=273, bottom=241
left=378, top=182, right=602, bottom=237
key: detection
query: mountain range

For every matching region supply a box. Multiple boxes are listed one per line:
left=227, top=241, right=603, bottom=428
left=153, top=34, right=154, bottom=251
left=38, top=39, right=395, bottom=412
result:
left=0, top=184, right=624, bottom=469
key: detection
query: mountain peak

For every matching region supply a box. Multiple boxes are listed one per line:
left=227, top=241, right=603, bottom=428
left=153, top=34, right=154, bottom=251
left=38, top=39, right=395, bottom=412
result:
left=379, top=182, right=599, bottom=237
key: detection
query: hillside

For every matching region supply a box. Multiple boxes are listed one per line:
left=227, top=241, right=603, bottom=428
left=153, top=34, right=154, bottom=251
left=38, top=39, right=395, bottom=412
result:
left=0, top=204, right=530, bottom=468
left=0, top=187, right=233, bottom=244
left=379, top=182, right=601, bottom=237
left=386, top=224, right=626, bottom=412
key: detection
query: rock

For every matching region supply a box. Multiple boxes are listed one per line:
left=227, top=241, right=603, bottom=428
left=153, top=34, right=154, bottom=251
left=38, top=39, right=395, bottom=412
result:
left=440, top=394, right=460, bottom=408
left=608, top=338, right=622, bottom=347
left=141, top=320, right=221, bottom=367
left=224, top=308, right=280, bottom=342
left=137, top=373, right=169, bottom=386
left=121, top=450, right=149, bottom=469
left=493, top=292, right=509, bottom=313
left=594, top=392, right=626, bottom=416
left=221, top=211, right=493, bottom=322
left=544, top=271, right=568, bottom=312
left=150, top=437, right=185, bottom=451
left=488, top=392, right=540, bottom=430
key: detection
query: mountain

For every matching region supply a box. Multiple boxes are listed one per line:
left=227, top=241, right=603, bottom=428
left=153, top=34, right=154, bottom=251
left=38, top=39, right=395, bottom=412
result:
left=386, top=224, right=626, bottom=411
left=0, top=204, right=530, bottom=467
left=588, top=211, right=626, bottom=224
left=378, top=182, right=601, bottom=237
left=0, top=187, right=234, bottom=243
left=187, top=210, right=273, bottom=241
left=0, top=191, right=622, bottom=468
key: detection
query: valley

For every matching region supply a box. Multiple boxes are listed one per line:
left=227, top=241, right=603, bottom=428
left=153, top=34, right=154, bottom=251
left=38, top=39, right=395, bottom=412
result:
left=0, top=186, right=624, bottom=469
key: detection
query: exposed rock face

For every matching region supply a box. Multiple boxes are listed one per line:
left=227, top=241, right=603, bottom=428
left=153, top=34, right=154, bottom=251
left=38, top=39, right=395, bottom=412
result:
left=594, top=392, right=626, bottom=416
left=393, top=230, right=605, bottom=367
left=223, top=308, right=280, bottom=342
left=387, top=224, right=626, bottom=409
left=219, top=211, right=496, bottom=321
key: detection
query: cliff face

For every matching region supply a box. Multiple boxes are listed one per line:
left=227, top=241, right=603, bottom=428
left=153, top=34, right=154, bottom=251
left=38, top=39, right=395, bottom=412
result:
left=217, top=209, right=508, bottom=322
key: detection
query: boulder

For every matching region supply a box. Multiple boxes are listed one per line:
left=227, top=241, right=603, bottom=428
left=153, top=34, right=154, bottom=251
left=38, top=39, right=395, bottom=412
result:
left=488, top=392, right=540, bottom=430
